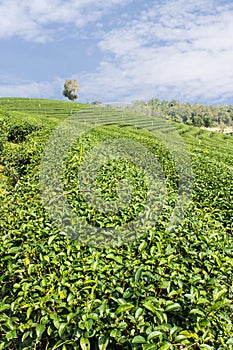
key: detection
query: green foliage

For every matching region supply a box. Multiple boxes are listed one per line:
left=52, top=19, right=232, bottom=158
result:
left=1, top=112, right=43, bottom=143
left=0, top=99, right=232, bottom=349
left=63, top=80, right=80, bottom=101
left=132, top=98, right=233, bottom=128
left=0, top=97, right=88, bottom=119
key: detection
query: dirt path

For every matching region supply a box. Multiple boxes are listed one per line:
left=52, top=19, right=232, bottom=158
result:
left=201, top=126, right=233, bottom=134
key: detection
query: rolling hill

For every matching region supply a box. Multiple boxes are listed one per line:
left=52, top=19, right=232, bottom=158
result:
left=0, top=98, right=232, bottom=350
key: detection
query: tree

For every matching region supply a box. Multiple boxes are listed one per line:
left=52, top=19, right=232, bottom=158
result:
left=203, top=116, right=213, bottom=127
left=63, top=79, right=80, bottom=101
left=192, top=115, right=203, bottom=127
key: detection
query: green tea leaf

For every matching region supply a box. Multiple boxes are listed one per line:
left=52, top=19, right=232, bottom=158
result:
left=132, top=335, right=146, bottom=344
left=6, top=330, right=17, bottom=341
left=115, top=303, right=134, bottom=314
left=58, top=323, right=67, bottom=338
left=165, top=303, right=181, bottom=312
left=98, top=335, right=109, bottom=350
left=147, top=331, right=163, bottom=340
left=36, top=324, right=45, bottom=340
left=142, top=301, right=156, bottom=314
left=80, top=336, right=90, bottom=350
left=199, top=345, right=214, bottom=350
left=213, top=287, right=227, bottom=302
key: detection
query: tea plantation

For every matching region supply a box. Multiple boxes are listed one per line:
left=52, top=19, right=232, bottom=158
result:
left=0, top=98, right=232, bottom=349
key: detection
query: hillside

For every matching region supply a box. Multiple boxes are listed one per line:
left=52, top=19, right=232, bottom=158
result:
left=0, top=98, right=232, bottom=350
left=0, top=98, right=89, bottom=119
left=132, top=98, right=233, bottom=130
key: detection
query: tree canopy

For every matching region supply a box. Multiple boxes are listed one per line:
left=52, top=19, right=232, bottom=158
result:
left=132, top=98, right=233, bottom=127
left=62, top=79, right=80, bottom=101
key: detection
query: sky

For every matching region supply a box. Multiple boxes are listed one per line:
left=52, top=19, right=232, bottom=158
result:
left=0, top=0, right=233, bottom=105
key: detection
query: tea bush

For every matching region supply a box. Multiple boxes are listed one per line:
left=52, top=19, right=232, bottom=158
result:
left=0, top=101, right=232, bottom=349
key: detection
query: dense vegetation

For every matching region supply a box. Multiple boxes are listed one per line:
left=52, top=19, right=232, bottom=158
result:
left=132, top=98, right=233, bottom=128
left=0, top=98, right=232, bottom=349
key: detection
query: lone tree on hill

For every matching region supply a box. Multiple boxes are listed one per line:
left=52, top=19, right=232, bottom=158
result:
left=63, top=79, right=80, bottom=101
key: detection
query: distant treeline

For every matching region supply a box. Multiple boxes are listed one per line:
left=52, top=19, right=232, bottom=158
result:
left=132, top=98, right=233, bottom=127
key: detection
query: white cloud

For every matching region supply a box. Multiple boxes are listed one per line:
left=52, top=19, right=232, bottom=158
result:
left=0, top=75, right=60, bottom=98
left=1, top=0, right=233, bottom=104
left=89, top=0, right=233, bottom=104
left=0, top=0, right=129, bottom=42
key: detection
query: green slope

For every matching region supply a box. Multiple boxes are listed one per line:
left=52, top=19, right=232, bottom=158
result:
left=0, top=99, right=232, bottom=349
left=0, top=97, right=89, bottom=119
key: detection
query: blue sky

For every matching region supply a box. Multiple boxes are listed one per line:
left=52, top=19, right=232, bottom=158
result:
left=0, top=0, right=233, bottom=105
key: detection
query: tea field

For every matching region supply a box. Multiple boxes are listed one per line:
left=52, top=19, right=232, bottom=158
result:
left=0, top=98, right=232, bottom=349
